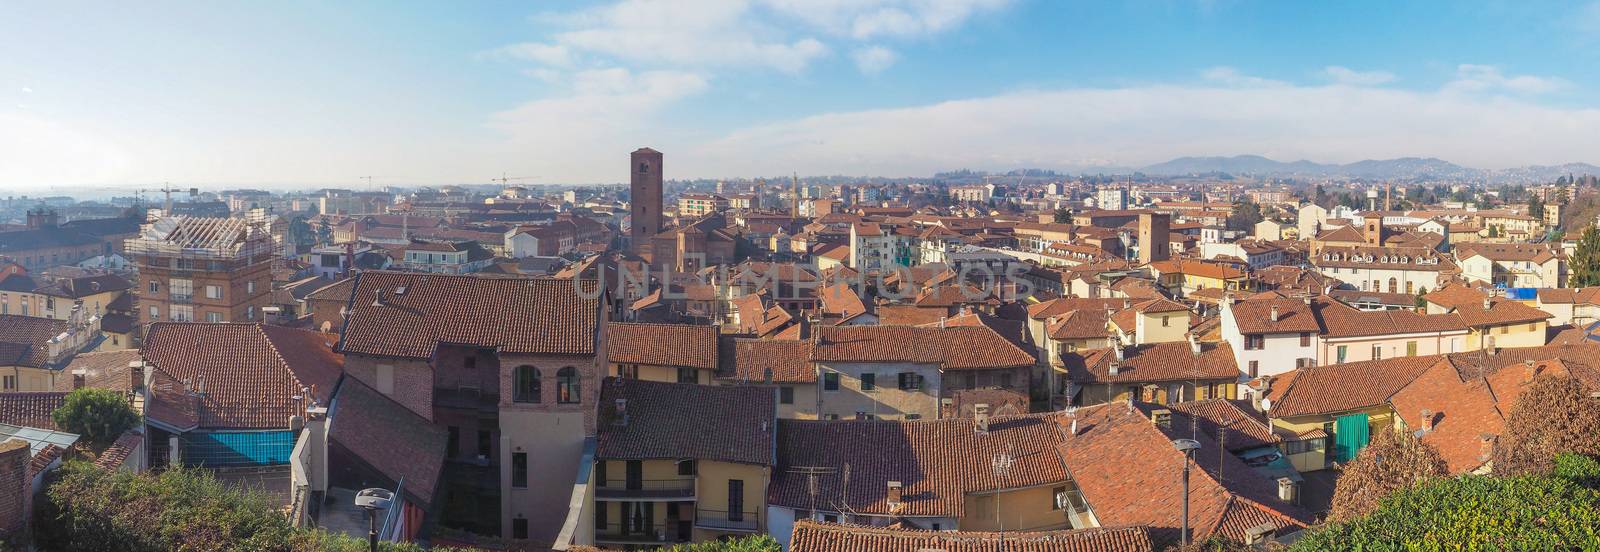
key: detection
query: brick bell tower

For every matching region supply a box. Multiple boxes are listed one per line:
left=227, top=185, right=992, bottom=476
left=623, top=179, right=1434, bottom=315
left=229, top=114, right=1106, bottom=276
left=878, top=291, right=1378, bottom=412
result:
left=630, top=148, right=663, bottom=254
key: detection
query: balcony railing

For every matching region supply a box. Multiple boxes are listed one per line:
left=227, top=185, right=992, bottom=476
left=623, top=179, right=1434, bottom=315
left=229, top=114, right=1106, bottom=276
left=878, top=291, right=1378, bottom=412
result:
left=170, top=292, right=194, bottom=303
left=595, top=478, right=696, bottom=500
left=594, top=521, right=692, bottom=544
left=694, top=509, right=760, bottom=532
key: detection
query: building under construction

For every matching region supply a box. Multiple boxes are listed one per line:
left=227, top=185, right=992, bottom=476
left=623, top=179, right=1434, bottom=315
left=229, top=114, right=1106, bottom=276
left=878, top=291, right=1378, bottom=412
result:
left=126, top=214, right=276, bottom=326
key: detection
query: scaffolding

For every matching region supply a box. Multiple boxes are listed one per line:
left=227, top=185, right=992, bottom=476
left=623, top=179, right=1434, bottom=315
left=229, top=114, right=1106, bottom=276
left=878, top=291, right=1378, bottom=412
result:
left=125, top=215, right=275, bottom=263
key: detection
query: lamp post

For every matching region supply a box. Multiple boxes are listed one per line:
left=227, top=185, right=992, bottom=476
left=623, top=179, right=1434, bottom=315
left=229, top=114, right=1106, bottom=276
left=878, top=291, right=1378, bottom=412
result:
left=1172, top=438, right=1201, bottom=546
left=355, top=488, right=395, bottom=552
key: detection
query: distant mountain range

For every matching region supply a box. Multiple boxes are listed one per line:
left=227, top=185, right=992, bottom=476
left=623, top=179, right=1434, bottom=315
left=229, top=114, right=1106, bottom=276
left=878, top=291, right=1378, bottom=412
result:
left=1136, top=155, right=1600, bottom=183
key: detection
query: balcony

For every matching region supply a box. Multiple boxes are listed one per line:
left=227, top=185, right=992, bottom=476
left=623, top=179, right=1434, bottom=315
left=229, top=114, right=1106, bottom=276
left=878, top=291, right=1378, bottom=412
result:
left=595, top=478, right=696, bottom=501
left=170, top=292, right=194, bottom=303
left=694, top=509, right=760, bottom=532
left=594, top=521, right=692, bottom=546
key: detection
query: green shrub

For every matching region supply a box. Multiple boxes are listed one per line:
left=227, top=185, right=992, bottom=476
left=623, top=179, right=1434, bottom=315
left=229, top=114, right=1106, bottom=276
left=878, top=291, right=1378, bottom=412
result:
left=1554, top=453, right=1600, bottom=489
left=33, top=462, right=444, bottom=552
left=660, top=535, right=782, bottom=552
left=51, top=388, right=140, bottom=446
left=1290, top=473, right=1600, bottom=550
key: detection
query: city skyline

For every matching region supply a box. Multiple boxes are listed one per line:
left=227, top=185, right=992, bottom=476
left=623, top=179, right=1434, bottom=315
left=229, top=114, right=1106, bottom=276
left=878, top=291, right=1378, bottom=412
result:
left=5, top=1, right=1600, bottom=191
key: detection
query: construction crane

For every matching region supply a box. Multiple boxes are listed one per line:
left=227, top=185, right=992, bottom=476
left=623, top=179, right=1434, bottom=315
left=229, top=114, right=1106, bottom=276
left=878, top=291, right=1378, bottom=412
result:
left=491, top=172, right=540, bottom=187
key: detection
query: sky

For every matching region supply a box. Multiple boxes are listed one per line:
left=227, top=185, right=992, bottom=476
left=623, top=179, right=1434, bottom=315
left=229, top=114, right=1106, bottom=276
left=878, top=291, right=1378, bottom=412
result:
left=4, top=0, right=1600, bottom=192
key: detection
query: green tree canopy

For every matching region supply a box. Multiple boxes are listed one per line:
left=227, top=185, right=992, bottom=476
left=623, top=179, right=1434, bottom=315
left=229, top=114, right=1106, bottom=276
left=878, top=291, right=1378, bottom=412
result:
left=1529, top=195, right=1546, bottom=219
left=51, top=388, right=139, bottom=446
left=1052, top=207, right=1072, bottom=224
left=1572, top=224, right=1600, bottom=287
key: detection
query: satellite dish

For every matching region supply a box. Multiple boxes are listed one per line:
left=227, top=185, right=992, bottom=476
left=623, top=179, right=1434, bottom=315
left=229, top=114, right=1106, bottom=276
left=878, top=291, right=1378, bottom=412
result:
left=1260, top=398, right=1272, bottom=411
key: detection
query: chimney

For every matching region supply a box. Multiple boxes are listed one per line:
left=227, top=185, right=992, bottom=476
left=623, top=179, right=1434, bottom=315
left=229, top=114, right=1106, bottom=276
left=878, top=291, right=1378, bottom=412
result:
left=1482, top=297, right=1492, bottom=310
left=1108, top=360, right=1121, bottom=376
left=1151, top=409, right=1172, bottom=429
left=1277, top=477, right=1298, bottom=504
left=1269, top=305, right=1279, bottom=322
left=129, top=361, right=146, bottom=391
left=1245, top=523, right=1277, bottom=545
left=613, top=398, right=628, bottom=427
left=1420, top=409, right=1435, bottom=432
left=886, top=481, right=904, bottom=506
left=974, top=403, right=991, bottom=433
left=1188, top=333, right=1202, bottom=357
left=1113, top=343, right=1125, bottom=362
left=1478, top=433, right=1497, bottom=463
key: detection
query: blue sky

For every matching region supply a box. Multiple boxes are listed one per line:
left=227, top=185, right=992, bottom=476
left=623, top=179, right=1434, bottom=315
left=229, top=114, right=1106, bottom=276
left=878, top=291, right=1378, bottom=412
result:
left=3, top=1, right=1600, bottom=190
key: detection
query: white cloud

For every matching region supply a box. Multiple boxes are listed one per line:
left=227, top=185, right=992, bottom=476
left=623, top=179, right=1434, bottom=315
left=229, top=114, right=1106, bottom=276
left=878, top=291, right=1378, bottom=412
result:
left=1446, top=64, right=1568, bottom=94
left=486, top=42, right=574, bottom=66
left=762, top=0, right=1012, bottom=39
left=678, top=78, right=1600, bottom=178
left=851, top=46, right=898, bottom=75
left=1200, top=66, right=1286, bottom=87
left=518, top=0, right=829, bottom=73
left=19, top=87, right=31, bottom=94
left=1322, top=66, right=1395, bottom=86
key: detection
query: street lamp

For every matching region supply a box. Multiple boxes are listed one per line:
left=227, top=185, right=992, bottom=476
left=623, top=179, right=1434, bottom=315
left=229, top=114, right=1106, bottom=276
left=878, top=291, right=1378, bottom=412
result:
left=355, top=488, right=395, bottom=552
left=1172, top=438, right=1201, bottom=546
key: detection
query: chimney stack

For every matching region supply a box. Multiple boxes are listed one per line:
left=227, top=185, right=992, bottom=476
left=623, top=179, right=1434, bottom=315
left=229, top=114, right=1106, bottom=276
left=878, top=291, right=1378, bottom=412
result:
left=974, top=403, right=991, bottom=433
left=1269, top=305, right=1279, bottom=322
left=1277, top=477, right=1298, bottom=504
left=613, top=398, right=629, bottom=426
left=886, top=481, right=904, bottom=506
left=1478, top=433, right=1496, bottom=463
left=1108, top=360, right=1121, bottom=376
left=1421, top=409, right=1435, bottom=432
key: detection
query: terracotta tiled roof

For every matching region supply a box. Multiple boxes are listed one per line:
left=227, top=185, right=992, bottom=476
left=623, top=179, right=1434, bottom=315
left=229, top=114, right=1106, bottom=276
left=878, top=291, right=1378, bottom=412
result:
left=1446, top=344, right=1600, bottom=390
left=1314, top=225, right=1365, bottom=243
left=1169, top=399, right=1279, bottom=452
left=1456, top=242, right=1563, bottom=263
left=329, top=377, right=448, bottom=506
left=606, top=322, right=718, bottom=370
left=1388, top=359, right=1505, bottom=473
left=1265, top=354, right=1441, bottom=418
left=788, top=521, right=1154, bottom=552
left=597, top=378, right=774, bottom=465
left=0, top=393, right=67, bottom=430
left=1046, top=309, right=1114, bottom=341
left=813, top=325, right=1035, bottom=370
left=29, top=444, right=63, bottom=477
left=1058, top=402, right=1311, bottom=544
left=1147, top=259, right=1246, bottom=280
left=717, top=337, right=815, bottom=383
left=144, top=369, right=199, bottom=432
left=1311, top=298, right=1467, bottom=338
left=303, top=276, right=356, bottom=302
left=1062, top=342, right=1239, bottom=384
left=94, top=430, right=144, bottom=470
left=143, top=323, right=342, bottom=429
left=1229, top=297, right=1320, bottom=334
left=339, top=271, right=600, bottom=359
left=56, top=349, right=142, bottom=393
left=0, top=315, right=68, bottom=369
left=1452, top=298, right=1552, bottom=328
left=876, top=305, right=952, bottom=326
left=770, top=414, right=1071, bottom=517
left=1421, top=284, right=1488, bottom=309
left=818, top=283, right=870, bottom=320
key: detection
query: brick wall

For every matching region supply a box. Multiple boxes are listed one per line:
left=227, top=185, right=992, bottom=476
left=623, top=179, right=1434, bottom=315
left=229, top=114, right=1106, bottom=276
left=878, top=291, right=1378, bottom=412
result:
left=344, top=354, right=435, bottom=421
left=0, top=439, right=30, bottom=540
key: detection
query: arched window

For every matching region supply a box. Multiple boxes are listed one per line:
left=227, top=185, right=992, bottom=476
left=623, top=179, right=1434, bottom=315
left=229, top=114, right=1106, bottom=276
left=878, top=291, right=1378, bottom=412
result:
left=1388, top=278, right=1398, bottom=293
left=557, top=367, right=581, bottom=404
left=514, top=366, right=541, bottom=403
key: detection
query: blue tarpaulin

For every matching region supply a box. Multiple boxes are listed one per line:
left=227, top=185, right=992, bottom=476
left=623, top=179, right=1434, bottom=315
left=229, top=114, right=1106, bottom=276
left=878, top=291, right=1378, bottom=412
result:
left=181, top=430, right=297, bottom=466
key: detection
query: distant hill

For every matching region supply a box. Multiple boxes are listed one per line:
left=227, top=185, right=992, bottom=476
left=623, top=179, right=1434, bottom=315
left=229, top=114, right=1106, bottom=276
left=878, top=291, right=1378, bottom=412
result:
left=1138, top=155, right=1598, bottom=183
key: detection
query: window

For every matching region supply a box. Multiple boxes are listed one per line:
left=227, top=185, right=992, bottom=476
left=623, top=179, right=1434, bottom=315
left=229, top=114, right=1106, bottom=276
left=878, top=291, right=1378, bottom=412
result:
left=514, top=366, right=540, bottom=403
left=149, top=306, right=160, bottom=320
left=1248, top=360, right=1259, bottom=378
left=1245, top=335, right=1264, bottom=350
left=170, top=305, right=194, bottom=322
left=897, top=372, right=921, bottom=391
left=205, top=312, right=223, bottom=323
left=1299, top=332, right=1311, bottom=347
left=779, top=386, right=794, bottom=404
left=677, top=459, right=696, bottom=476
left=617, top=363, right=638, bottom=379
left=205, top=285, right=222, bottom=300
left=823, top=372, right=839, bottom=391
left=1528, top=323, right=1537, bottom=332
left=447, top=426, right=460, bottom=457
left=595, top=461, right=607, bottom=487
left=1052, top=486, right=1069, bottom=510
left=1, top=376, right=13, bottom=391
left=464, top=355, right=476, bottom=372
left=169, top=278, right=193, bottom=299
left=1406, top=341, right=1418, bottom=357
left=1371, top=344, right=1382, bottom=360
left=148, top=281, right=159, bottom=293
left=245, top=306, right=254, bottom=320
left=557, top=367, right=581, bottom=403
left=728, top=480, right=744, bottom=521
left=964, top=373, right=977, bottom=389
left=477, top=429, right=491, bottom=458
left=1162, top=315, right=1170, bottom=327
left=375, top=365, right=394, bottom=394
left=247, top=280, right=256, bottom=294
left=512, top=518, right=528, bottom=539
left=1337, top=345, right=1348, bottom=363
left=1001, top=372, right=1014, bottom=388
left=860, top=373, right=876, bottom=391
left=512, top=452, right=528, bottom=488
left=1126, top=386, right=1142, bottom=401
left=677, top=366, right=698, bottom=384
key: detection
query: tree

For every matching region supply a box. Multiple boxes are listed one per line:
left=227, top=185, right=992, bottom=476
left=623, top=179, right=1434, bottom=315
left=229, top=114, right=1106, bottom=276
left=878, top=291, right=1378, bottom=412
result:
left=1328, top=429, right=1448, bottom=522
left=1225, top=199, right=1263, bottom=232
left=52, top=388, right=139, bottom=446
left=660, top=536, right=781, bottom=552
left=1052, top=207, right=1072, bottom=224
left=1291, top=468, right=1600, bottom=550
left=1313, top=184, right=1328, bottom=207
left=1494, top=375, right=1600, bottom=477
left=1529, top=195, right=1546, bottom=219
left=1413, top=286, right=1429, bottom=310
left=1571, top=224, right=1600, bottom=287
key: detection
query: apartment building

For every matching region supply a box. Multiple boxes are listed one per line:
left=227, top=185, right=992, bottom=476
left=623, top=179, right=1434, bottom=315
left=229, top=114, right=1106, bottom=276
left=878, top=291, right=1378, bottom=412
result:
left=127, top=215, right=275, bottom=325
left=809, top=325, right=1035, bottom=420
left=1454, top=243, right=1566, bottom=288
left=605, top=322, right=719, bottom=384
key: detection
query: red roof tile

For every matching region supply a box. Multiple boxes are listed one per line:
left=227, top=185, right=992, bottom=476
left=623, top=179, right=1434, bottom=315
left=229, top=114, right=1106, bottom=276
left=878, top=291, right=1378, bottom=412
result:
left=813, top=326, right=1035, bottom=370
left=788, top=521, right=1154, bottom=552
left=1169, top=399, right=1279, bottom=452
left=597, top=378, right=774, bottom=465
left=717, top=338, right=815, bottom=383
left=339, top=271, right=600, bottom=360
left=0, top=392, right=68, bottom=430
left=1265, top=354, right=1440, bottom=418
left=329, top=377, right=448, bottom=506
left=143, top=323, right=342, bottom=430
left=606, top=322, right=719, bottom=370
left=0, top=315, right=68, bottom=368
left=1063, top=342, right=1239, bottom=384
